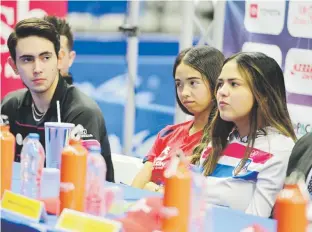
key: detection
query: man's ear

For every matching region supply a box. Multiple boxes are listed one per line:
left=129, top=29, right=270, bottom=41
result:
left=68, top=50, right=76, bottom=68
left=57, top=49, right=65, bottom=69
left=7, top=56, right=18, bottom=75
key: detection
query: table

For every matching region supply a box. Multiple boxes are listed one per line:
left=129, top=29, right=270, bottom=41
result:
left=11, top=163, right=160, bottom=199
left=1, top=162, right=161, bottom=232
left=1, top=163, right=278, bottom=232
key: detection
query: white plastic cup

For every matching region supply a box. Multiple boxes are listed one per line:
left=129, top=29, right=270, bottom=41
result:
left=44, top=122, right=74, bottom=169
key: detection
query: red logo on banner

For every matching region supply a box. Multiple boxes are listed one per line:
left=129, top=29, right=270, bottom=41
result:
left=294, top=4, right=312, bottom=24
left=299, top=4, right=312, bottom=17
left=250, top=4, right=258, bottom=18
left=0, top=0, right=68, bottom=99
left=290, top=64, right=312, bottom=80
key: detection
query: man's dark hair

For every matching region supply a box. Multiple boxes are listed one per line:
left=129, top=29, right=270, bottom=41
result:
left=44, top=15, right=74, bottom=51
left=7, top=17, right=60, bottom=62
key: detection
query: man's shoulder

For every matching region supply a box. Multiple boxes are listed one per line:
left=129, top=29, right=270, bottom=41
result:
left=157, top=120, right=193, bottom=139
left=63, top=86, right=103, bottom=118
left=2, top=88, right=28, bottom=109
left=292, top=133, right=312, bottom=157
left=299, top=133, right=312, bottom=143
left=287, top=133, right=312, bottom=178
left=66, top=85, right=99, bottom=106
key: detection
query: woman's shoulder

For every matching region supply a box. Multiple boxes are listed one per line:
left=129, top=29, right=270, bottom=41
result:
left=157, top=120, right=194, bottom=137
left=266, top=128, right=295, bottom=150
left=254, top=127, right=295, bottom=159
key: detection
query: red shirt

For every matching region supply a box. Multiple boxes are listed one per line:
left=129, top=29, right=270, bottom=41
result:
left=143, top=120, right=203, bottom=185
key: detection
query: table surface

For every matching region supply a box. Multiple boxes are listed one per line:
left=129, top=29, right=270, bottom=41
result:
left=12, top=162, right=161, bottom=201
left=7, top=162, right=161, bottom=229
left=1, top=162, right=281, bottom=232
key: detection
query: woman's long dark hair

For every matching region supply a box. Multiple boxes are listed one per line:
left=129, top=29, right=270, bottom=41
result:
left=192, top=52, right=297, bottom=176
left=173, top=46, right=225, bottom=156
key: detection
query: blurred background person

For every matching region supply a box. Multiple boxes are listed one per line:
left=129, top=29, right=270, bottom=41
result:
left=44, top=15, right=76, bottom=84
left=286, top=132, right=312, bottom=192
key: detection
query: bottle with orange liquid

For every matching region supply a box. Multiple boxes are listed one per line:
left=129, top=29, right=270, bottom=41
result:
left=59, top=138, right=88, bottom=213
left=274, top=171, right=308, bottom=232
left=162, top=150, right=192, bottom=232
left=0, top=115, right=15, bottom=198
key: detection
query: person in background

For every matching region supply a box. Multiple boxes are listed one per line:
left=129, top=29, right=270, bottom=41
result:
left=1, top=18, right=114, bottom=182
left=131, top=46, right=225, bottom=192
left=268, top=132, right=312, bottom=218
left=286, top=133, right=312, bottom=193
left=44, top=15, right=76, bottom=84
left=191, top=52, right=296, bottom=217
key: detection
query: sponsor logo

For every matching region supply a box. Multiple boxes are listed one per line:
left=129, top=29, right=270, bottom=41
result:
left=249, top=150, right=260, bottom=158
left=293, top=123, right=312, bottom=136
left=292, top=4, right=312, bottom=25
left=288, top=104, right=312, bottom=138
left=244, top=1, right=285, bottom=35
left=249, top=4, right=258, bottom=18
left=158, top=146, right=171, bottom=160
left=287, top=1, right=312, bottom=38
left=153, top=146, right=171, bottom=169
left=259, top=8, right=281, bottom=16
left=290, top=64, right=312, bottom=80
left=249, top=3, right=281, bottom=18
left=153, top=160, right=166, bottom=169
left=80, top=128, right=93, bottom=138
left=284, top=48, right=312, bottom=95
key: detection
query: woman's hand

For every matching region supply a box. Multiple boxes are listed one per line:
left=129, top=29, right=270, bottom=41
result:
left=143, top=182, right=164, bottom=193
left=131, top=162, right=153, bottom=189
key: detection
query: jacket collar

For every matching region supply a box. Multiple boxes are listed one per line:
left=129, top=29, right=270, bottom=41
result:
left=20, top=74, right=67, bottom=112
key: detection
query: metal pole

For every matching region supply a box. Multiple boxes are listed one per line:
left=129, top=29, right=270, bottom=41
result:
left=123, top=0, right=140, bottom=156
left=174, top=0, right=195, bottom=124
left=212, top=0, right=226, bottom=51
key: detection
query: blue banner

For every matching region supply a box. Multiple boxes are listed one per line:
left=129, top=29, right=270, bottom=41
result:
left=72, top=35, right=180, bottom=158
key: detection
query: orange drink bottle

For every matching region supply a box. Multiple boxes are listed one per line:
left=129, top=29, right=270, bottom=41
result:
left=0, top=116, right=15, bottom=198
left=274, top=171, right=308, bottom=232
left=162, top=152, right=192, bottom=232
left=59, top=138, right=88, bottom=213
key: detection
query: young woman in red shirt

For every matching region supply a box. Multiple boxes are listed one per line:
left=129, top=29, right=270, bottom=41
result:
left=131, top=45, right=225, bottom=192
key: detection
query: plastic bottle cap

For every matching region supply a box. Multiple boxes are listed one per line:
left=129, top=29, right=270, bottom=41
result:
left=28, top=133, right=40, bottom=139
left=88, top=145, right=101, bottom=153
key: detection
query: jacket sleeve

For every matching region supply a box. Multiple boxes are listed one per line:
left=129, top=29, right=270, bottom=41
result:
left=286, top=133, right=312, bottom=179
left=143, top=130, right=164, bottom=164
left=1, top=91, right=19, bottom=125
left=245, top=147, right=292, bottom=217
